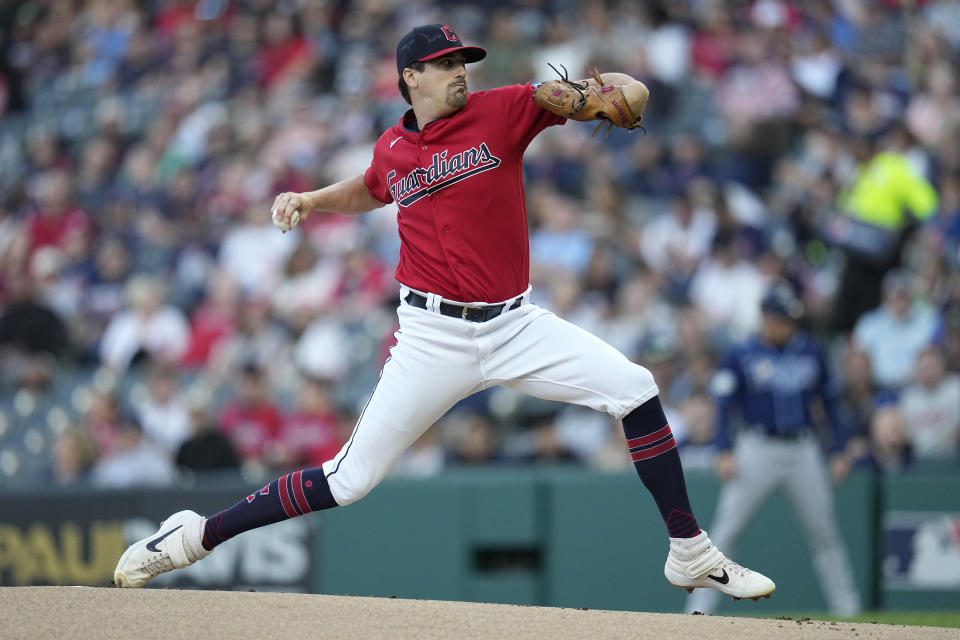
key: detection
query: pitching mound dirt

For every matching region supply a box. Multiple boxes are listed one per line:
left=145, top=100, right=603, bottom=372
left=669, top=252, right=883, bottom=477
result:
left=1, top=587, right=954, bottom=640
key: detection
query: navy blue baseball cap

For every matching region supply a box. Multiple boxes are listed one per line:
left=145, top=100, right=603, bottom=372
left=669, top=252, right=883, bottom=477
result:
left=396, top=24, right=486, bottom=75
left=761, top=282, right=804, bottom=320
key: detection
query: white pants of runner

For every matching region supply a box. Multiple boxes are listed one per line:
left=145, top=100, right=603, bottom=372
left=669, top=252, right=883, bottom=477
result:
left=322, top=287, right=659, bottom=505
left=685, top=430, right=862, bottom=616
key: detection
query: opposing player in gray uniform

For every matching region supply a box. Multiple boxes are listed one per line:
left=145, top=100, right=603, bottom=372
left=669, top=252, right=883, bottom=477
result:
left=688, top=283, right=861, bottom=615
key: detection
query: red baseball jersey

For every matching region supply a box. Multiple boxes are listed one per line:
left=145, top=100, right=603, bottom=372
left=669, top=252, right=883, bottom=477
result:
left=364, top=83, right=564, bottom=303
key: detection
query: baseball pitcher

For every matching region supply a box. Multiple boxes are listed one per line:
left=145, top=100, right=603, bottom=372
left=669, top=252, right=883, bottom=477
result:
left=115, top=24, right=774, bottom=604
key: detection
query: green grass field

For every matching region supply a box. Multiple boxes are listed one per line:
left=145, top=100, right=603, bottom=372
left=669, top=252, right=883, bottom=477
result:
left=761, top=612, right=960, bottom=629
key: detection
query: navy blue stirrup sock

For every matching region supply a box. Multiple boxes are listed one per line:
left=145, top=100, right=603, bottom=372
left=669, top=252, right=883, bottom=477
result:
left=622, top=396, right=701, bottom=538
left=202, top=467, right=337, bottom=550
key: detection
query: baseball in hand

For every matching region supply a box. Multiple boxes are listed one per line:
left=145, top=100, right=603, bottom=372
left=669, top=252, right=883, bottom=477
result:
left=272, top=208, right=300, bottom=232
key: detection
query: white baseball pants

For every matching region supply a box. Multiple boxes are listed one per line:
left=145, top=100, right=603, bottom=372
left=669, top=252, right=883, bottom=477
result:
left=322, top=287, right=659, bottom=505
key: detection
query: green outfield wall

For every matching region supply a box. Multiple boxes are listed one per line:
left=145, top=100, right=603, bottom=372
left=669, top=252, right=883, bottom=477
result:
left=1, top=468, right=958, bottom=613
left=317, top=468, right=879, bottom=613
left=877, top=466, right=960, bottom=611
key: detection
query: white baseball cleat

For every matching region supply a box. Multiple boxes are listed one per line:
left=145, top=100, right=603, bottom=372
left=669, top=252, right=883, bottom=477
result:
left=114, top=510, right=211, bottom=588
left=664, top=530, right=776, bottom=601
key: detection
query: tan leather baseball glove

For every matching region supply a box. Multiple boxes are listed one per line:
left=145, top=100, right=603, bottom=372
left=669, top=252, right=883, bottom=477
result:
left=532, top=64, right=648, bottom=136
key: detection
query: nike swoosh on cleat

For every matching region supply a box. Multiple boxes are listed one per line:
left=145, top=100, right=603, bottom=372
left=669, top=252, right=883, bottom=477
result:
left=146, top=525, right=183, bottom=552
left=707, top=569, right=730, bottom=585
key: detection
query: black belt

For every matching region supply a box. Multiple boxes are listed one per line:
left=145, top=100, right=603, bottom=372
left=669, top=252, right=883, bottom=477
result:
left=403, top=290, right=523, bottom=322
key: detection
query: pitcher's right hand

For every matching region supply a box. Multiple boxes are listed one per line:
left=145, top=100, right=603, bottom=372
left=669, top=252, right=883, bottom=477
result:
left=271, top=191, right=308, bottom=232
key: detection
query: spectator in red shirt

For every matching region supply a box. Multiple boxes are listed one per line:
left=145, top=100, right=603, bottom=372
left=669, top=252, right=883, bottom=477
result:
left=217, top=361, right=283, bottom=465
left=691, top=5, right=739, bottom=80
left=26, top=169, right=91, bottom=257
left=181, top=268, right=240, bottom=368
left=256, top=13, right=311, bottom=89
left=153, top=0, right=200, bottom=40
left=331, top=244, right=388, bottom=318
left=276, top=376, right=344, bottom=470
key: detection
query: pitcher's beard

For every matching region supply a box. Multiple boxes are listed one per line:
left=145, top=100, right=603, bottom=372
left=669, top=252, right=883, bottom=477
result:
left=446, top=87, right=467, bottom=108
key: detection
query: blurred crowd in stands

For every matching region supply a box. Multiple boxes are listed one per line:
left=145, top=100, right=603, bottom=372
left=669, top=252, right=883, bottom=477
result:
left=0, top=0, right=958, bottom=489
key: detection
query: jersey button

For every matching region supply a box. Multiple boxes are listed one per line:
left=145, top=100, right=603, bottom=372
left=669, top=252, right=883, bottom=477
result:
left=421, top=145, right=427, bottom=150
left=442, top=225, right=450, bottom=234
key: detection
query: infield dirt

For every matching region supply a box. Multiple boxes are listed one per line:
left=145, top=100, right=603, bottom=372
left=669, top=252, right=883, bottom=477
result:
left=1, top=586, right=955, bottom=639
